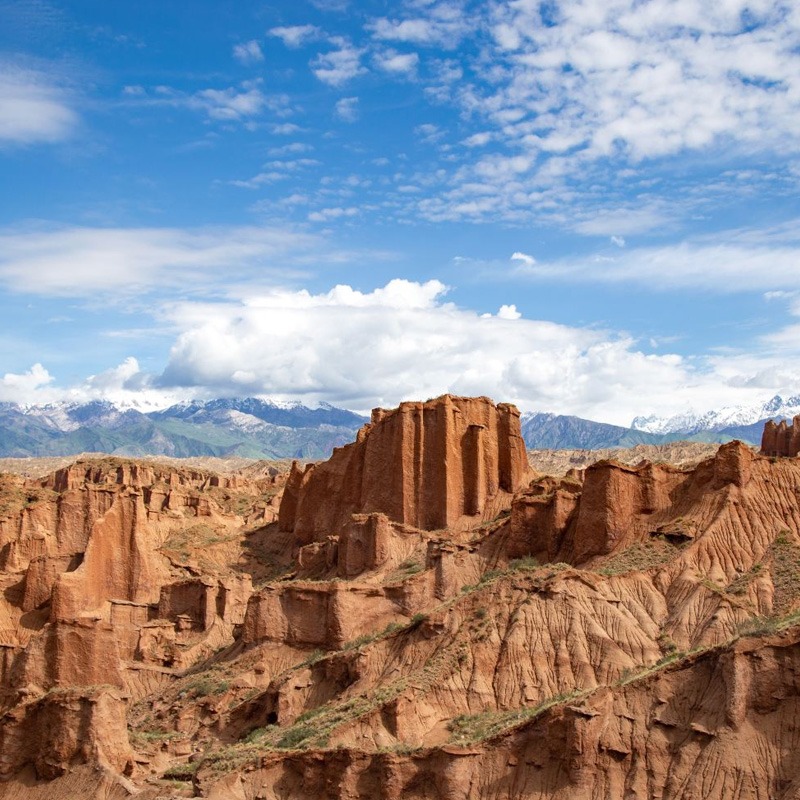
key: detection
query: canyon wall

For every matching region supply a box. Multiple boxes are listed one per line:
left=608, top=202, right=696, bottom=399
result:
left=761, top=415, right=800, bottom=457
left=279, top=394, right=529, bottom=544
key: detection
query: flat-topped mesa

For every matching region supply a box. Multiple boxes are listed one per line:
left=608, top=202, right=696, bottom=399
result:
left=279, top=395, right=529, bottom=544
left=761, top=416, right=800, bottom=457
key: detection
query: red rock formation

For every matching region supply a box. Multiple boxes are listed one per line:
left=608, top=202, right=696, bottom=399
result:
left=279, top=395, right=529, bottom=544
left=0, top=687, right=133, bottom=781
left=199, top=627, right=800, bottom=800
left=510, top=440, right=757, bottom=565
left=5, top=424, right=800, bottom=800
left=0, top=456, right=289, bottom=793
left=761, top=415, right=800, bottom=457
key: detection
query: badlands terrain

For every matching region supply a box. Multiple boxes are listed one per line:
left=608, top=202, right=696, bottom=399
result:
left=0, top=395, right=799, bottom=799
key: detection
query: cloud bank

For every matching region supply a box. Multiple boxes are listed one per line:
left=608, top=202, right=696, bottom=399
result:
left=5, top=274, right=800, bottom=424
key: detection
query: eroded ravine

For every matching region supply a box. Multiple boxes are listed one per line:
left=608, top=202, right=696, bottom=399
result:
left=0, top=396, right=799, bottom=799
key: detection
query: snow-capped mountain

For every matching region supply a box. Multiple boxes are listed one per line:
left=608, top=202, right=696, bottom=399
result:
left=0, top=395, right=789, bottom=460
left=631, top=395, right=800, bottom=435
left=16, top=401, right=136, bottom=432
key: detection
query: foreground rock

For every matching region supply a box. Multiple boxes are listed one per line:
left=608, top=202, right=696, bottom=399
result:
left=0, top=399, right=797, bottom=799
left=761, top=414, right=800, bottom=457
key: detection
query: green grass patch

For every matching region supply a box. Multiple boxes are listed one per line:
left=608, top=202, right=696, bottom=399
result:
left=448, top=690, right=584, bottom=745
left=596, top=539, right=676, bottom=576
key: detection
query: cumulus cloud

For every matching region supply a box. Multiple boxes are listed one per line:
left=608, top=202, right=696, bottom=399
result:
left=497, top=304, right=521, bottom=320
left=307, top=206, right=359, bottom=222
left=0, top=363, right=55, bottom=403
left=368, top=2, right=471, bottom=47
left=229, top=158, right=320, bottom=189
left=368, top=0, right=800, bottom=226
left=123, top=81, right=287, bottom=124
left=484, top=0, right=800, bottom=161
left=572, top=204, right=672, bottom=236
left=311, top=40, right=366, bottom=85
left=0, top=358, right=189, bottom=410
left=189, top=85, right=267, bottom=120
left=0, top=62, right=79, bottom=145
left=150, top=278, right=709, bottom=422
left=374, top=49, right=419, bottom=76
left=8, top=276, right=800, bottom=423
left=510, top=251, right=535, bottom=267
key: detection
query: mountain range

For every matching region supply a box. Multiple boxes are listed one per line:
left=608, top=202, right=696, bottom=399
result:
left=0, top=394, right=793, bottom=459
left=0, top=398, right=368, bottom=459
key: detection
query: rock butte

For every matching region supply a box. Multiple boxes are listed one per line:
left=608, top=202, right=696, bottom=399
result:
left=761, top=414, right=800, bottom=457
left=0, top=396, right=798, bottom=799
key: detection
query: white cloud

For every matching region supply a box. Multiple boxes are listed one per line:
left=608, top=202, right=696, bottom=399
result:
left=0, top=358, right=189, bottom=410
left=335, top=96, right=359, bottom=122
left=510, top=220, right=800, bottom=292
left=368, top=2, right=471, bottom=47
left=415, top=123, right=443, bottom=143
left=374, top=49, right=419, bottom=76
left=510, top=251, right=535, bottom=266
left=187, top=84, right=268, bottom=121
left=267, top=142, right=312, bottom=156
left=127, top=81, right=279, bottom=123
left=482, top=0, right=800, bottom=163
left=152, top=277, right=784, bottom=423
left=0, top=224, right=323, bottom=297
left=9, top=274, right=800, bottom=423
left=0, top=363, right=55, bottom=404
left=307, top=206, right=359, bottom=222
left=572, top=205, right=671, bottom=236
left=375, top=0, right=800, bottom=226
left=497, top=304, right=521, bottom=319
left=462, top=132, right=492, bottom=147
left=227, top=157, right=323, bottom=188
left=271, top=122, right=303, bottom=135
left=233, top=40, right=264, bottom=64
left=610, top=236, right=626, bottom=248
left=0, top=62, right=78, bottom=145
left=309, top=0, right=349, bottom=10
left=269, top=25, right=322, bottom=48
left=311, top=40, right=366, bottom=86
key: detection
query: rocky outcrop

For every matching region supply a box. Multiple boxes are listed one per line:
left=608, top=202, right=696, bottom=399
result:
left=0, top=686, right=133, bottom=781
left=279, top=395, right=529, bottom=544
left=200, top=627, right=800, bottom=800
left=0, top=456, right=289, bottom=792
left=509, top=440, right=757, bottom=566
left=761, top=415, right=800, bottom=457
left=4, top=409, right=800, bottom=800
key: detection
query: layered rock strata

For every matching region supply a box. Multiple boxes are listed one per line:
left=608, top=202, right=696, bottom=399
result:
left=0, top=457, right=284, bottom=786
left=1, top=404, right=800, bottom=800
left=279, top=394, right=529, bottom=544
left=761, top=415, right=800, bottom=457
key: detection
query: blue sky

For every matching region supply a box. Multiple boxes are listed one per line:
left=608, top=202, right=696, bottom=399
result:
left=1, top=0, right=800, bottom=424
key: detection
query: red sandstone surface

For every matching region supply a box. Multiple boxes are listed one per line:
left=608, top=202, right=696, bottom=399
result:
left=761, top=415, right=800, bottom=457
left=0, top=395, right=799, bottom=799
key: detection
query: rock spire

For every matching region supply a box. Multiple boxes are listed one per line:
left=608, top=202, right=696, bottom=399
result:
left=279, top=394, right=529, bottom=543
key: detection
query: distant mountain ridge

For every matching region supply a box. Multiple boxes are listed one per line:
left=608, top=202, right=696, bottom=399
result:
left=631, top=394, right=800, bottom=435
left=0, top=396, right=789, bottom=459
left=520, top=410, right=780, bottom=451
left=0, top=398, right=368, bottom=459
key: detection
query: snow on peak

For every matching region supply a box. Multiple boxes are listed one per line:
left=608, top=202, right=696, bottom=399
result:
left=631, top=394, right=800, bottom=435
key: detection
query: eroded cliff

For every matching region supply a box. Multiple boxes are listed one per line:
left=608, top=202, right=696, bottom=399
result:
left=0, top=399, right=798, bottom=799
